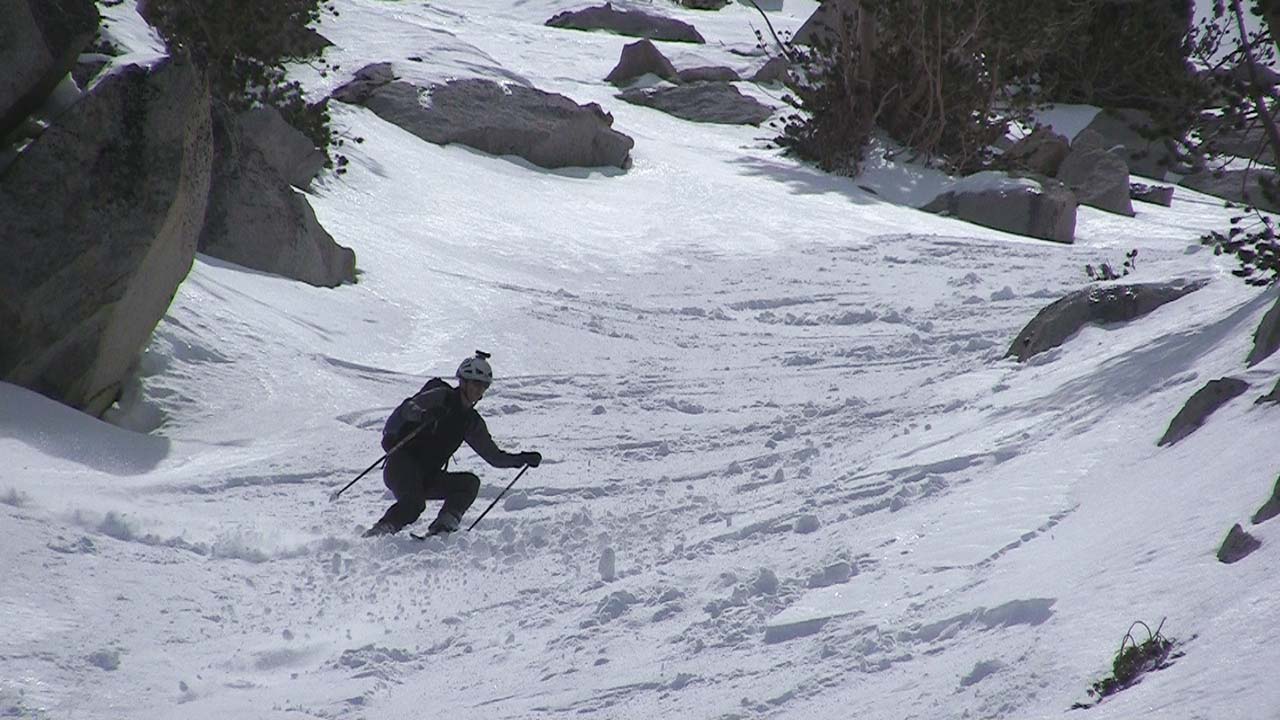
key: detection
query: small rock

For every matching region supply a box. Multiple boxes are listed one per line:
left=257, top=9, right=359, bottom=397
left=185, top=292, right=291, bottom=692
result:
left=1257, top=379, right=1280, bottom=406
left=1247, top=296, right=1280, bottom=367
left=1130, top=182, right=1174, bottom=206
left=751, top=55, right=789, bottom=84
left=676, top=66, right=740, bottom=83
left=1000, top=127, right=1070, bottom=176
left=1252, top=475, right=1280, bottom=525
left=752, top=568, right=779, bottom=595
left=990, top=286, right=1015, bottom=301
left=794, top=514, right=820, bottom=534
left=1217, top=523, right=1261, bottom=564
left=921, top=172, right=1077, bottom=245
left=617, top=82, right=773, bottom=125
left=87, top=649, right=120, bottom=671
left=546, top=4, right=706, bottom=43
left=605, top=39, right=678, bottom=86
left=1158, top=377, right=1250, bottom=447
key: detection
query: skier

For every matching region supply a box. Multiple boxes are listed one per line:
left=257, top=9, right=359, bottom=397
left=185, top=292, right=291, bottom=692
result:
left=363, top=351, right=542, bottom=537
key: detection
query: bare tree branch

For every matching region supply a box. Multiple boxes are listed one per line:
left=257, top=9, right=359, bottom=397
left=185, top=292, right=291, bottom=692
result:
left=1230, top=0, right=1280, bottom=166
left=746, top=0, right=794, bottom=63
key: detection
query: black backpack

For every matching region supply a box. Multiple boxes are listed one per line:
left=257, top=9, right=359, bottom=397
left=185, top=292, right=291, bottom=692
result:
left=381, top=377, right=451, bottom=451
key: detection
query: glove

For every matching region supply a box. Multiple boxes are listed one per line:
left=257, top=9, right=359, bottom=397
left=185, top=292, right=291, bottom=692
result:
left=518, top=451, right=542, bottom=467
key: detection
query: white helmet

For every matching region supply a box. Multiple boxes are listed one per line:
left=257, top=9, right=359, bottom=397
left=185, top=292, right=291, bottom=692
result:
left=456, top=350, right=493, bottom=384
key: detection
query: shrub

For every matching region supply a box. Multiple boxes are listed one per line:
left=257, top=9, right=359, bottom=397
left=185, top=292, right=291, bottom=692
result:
left=777, top=0, right=1043, bottom=175
left=1036, top=1, right=1196, bottom=115
left=775, top=1, right=1195, bottom=176
left=140, top=0, right=338, bottom=163
left=1085, top=249, right=1138, bottom=282
left=1202, top=205, right=1280, bottom=285
left=1189, top=1, right=1280, bottom=285
left=1073, top=619, right=1179, bottom=708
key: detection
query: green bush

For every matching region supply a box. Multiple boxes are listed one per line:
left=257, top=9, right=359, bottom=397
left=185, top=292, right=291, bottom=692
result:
left=1085, top=249, right=1138, bottom=282
left=1190, top=2, right=1280, bottom=286
left=776, top=1, right=1195, bottom=176
left=1202, top=205, right=1280, bottom=285
left=1074, top=619, right=1178, bottom=708
left=1036, top=1, right=1196, bottom=114
left=140, top=0, right=337, bottom=162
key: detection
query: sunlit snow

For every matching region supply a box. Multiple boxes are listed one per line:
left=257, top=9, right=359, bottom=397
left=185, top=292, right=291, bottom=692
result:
left=3, top=1, right=1279, bottom=719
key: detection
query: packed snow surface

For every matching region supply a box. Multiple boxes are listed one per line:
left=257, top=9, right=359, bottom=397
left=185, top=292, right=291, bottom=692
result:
left=3, top=1, right=1280, bottom=719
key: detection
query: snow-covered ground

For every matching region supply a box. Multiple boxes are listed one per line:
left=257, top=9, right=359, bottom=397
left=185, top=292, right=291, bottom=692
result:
left=4, top=1, right=1280, bottom=718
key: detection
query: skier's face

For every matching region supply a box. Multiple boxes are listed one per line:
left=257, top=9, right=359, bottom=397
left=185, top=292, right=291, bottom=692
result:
left=460, top=379, right=489, bottom=406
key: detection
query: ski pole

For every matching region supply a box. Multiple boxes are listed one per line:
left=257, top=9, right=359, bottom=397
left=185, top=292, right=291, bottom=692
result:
left=329, top=424, right=426, bottom=501
left=467, top=464, right=530, bottom=531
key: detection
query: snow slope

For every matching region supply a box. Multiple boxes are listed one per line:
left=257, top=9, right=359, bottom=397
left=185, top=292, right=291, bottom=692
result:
left=3, top=1, right=1280, bottom=719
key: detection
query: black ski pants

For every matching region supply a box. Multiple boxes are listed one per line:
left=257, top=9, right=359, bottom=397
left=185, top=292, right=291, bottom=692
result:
left=375, top=452, right=481, bottom=532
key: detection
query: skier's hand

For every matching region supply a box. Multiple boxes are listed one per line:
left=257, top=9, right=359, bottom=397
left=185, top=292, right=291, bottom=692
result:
left=518, top=451, right=542, bottom=467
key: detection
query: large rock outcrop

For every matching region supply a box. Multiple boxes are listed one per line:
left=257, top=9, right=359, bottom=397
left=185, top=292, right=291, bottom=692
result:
left=999, top=127, right=1070, bottom=177
left=1252, top=476, right=1280, bottom=525
left=0, top=59, right=212, bottom=415
left=1217, top=523, right=1261, bottom=564
left=677, top=66, right=741, bottom=83
left=1180, top=169, right=1280, bottom=213
left=1077, top=108, right=1181, bottom=180
left=1158, top=376, right=1250, bottom=446
left=1198, top=108, right=1278, bottom=162
left=793, top=0, right=857, bottom=46
left=1056, top=129, right=1134, bottom=216
left=332, top=64, right=634, bottom=170
left=235, top=105, right=326, bottom=190
left=199, top=105, right=354, bottom=288
left=921, top=172, right=1077, bottom=244
left=1005, top=280, right=1208, bottom=363
left=546, top=3, right=705, bottom=43
left=0, top=0, right=100, bottom=139
left=1247, top=295, right=1280, bottom=367
left=605, top=39, right=742, bottom=87
left=750, top=55, right=789, bottom=84
left=1257, top=379, right=1280, bottom=406
left=605, top=39, right=679, bottom=85
left=1130, top=182, right=1174, bottom=207
left=618, top=82, right=773, bottom=125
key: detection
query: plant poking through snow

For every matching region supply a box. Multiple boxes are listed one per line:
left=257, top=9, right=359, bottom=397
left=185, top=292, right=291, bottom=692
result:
left=1085, top=249, right=1138, bottom=282
left=1189, top=0, right=1280, bottom=287
left=1201, top=205, right=1280, bottom=286
left=1076, top=618, right=1178, bottom=707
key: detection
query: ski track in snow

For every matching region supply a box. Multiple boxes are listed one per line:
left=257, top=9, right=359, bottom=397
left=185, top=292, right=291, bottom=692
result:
left=5, top=1, right=1280, bottom=719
